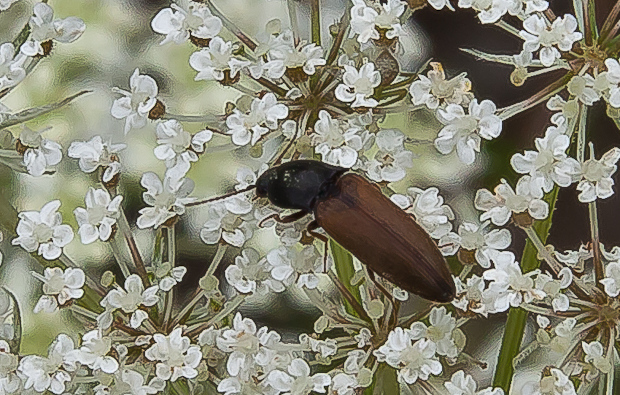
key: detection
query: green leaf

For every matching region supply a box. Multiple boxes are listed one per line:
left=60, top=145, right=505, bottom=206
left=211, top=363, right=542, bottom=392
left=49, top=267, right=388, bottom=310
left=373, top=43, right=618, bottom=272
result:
left=492, top=185, right=559, bottom=391
left=0, top=90, right=90, bottom=130
left=365, top=364, right=399, bottom=395
left=330, top=239, right=362, bottom=318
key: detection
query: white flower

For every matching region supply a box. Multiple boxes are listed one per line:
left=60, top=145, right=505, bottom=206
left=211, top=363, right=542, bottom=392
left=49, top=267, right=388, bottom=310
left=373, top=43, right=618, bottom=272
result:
left=582, top=341, right=611, bottom=374
left=12, top=200, right=74, bottom=260
left=409, top=307, right=459, bottom=358
left=263, top=30, right=326, bottom=80
left=94, top=369, right=164, bottom=395
left=0, top=0, right=19, bottom=12
left=511, top=122, right=581, bottom=196
left=374, top=329, right=442, bottom=384
left=439, top=221, right=511, bottom=267
left=361, top=129, right=413, bottom=182
left=474, top=176, right=549, bottom=226
left=435, top=99, right=502, bottom=164
left=330, top=373, right=359, bottom=395
left=0, top=42, right=26, bottom=91
left=391, top=186, right=454, bottom=239
left=20, top=3, right=85, bottom=56
left=189, top=37, right=250, bottom=82
left=409, top=63, right=473, bottom=109
left=17, top=126, right=62, bottom=177
left=0, top=340, right=20, bottom=395
left=225, top=248, right=284, bottom=295
left=226, top=93, right=289, bottom=146
left=335, top=62, right=381, bottom=108
left=74, top=188, right=123, bottom=244
left=575, top=146, right=620, bottom=203
left=145, top=328, right=202, bottom=381
left=457, top=0, right=511, bottom=24
left=600, top=261, right=620, bottom=297
left=77, top=330, right=119, bottom=374
left=111, top=69, right=159, bottom=134
left=137, top=170, right=196, bottom=229
left=535, top=267, right=573, bottom=312
left=605, top=58, right=620, bottom=107
left=428, top=0, right=455, bottom=11
left=154, top=119, right=212, bottom=168
left=266, top=359, right=331, bottom=395
left=520, top=14, right=582, bottom=67
left=151, top=1, right=222, bottom=45
left=452, top=274, right=489, bottom=316
left=267, top=245, right=325, bottom=289
left=155, top=264, right=187, bottom=292
left=567, top=74, right=602, bottom=105
left=522, top=368, right=575, bottom=395
left=67, top=136, right=126, bottom=182
left=445, top=370, right=504, bottom=395
left=350, top=0, right=406, bottom=43
left=483, top=251, right=545, bottom=312
left=200, top=195, right=255, bottom=247
left=101, top=274, right=159, bottom=329
left=311, top=110, right=370, bottom=168
left=32, top=267, right=85, bottom=313
left=18, top=334, right=76, bottom=394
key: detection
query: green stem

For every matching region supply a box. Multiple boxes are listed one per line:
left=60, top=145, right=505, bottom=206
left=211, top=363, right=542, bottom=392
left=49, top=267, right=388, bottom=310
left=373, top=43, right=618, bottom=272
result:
left=492, top=186, right=559, bottom=392
left=310, top=0, right=321, bottom=46
left=330, top=239, right=363, bottom=318
left=163, top=225, right=176, bottom=330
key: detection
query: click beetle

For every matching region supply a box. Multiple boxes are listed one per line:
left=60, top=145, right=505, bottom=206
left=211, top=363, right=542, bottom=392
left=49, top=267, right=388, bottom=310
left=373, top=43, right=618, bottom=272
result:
left=255, top=159, right=456, bottom=303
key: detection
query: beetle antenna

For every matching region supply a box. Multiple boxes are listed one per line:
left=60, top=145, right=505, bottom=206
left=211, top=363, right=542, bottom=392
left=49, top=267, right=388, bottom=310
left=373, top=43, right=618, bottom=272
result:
left=273, top=110, right=309, bottom=165
left=186, top=185, right=256, bottom=207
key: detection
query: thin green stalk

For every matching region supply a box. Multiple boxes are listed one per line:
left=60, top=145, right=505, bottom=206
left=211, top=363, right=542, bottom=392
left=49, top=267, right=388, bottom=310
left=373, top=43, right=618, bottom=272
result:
left=310, top=0, right=321, bottom=46
left=492, top=186, right=559, bottom=392
left=330, top=239, right=363, bottom=318
left=109, top=235, right=131, bottom=279
left=163, top=225, right=176, bottom=330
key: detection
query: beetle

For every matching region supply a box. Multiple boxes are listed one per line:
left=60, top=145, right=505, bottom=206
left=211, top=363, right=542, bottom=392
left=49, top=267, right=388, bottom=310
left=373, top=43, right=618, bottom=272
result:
left=255, top=159, right=456, bottom=303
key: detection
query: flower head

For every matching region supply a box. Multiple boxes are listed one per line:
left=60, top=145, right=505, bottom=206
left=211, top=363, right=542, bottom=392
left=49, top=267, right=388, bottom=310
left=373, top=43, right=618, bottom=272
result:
left=74, top=188, right=123, bottom=244
left=67, top=135, right=126, bottom=182
left=145, top=328, right=202, bottom=381
left=32, top=267, right=85, bottom=313
left=111, top=69, right=160, bottom=134
left=17, top=126, right=62, bottom=177
left=335, top=62, right=381, bottom=108
left=151, top=2, right=222, bottom=45
left=20, top=3, right=85, bottom=56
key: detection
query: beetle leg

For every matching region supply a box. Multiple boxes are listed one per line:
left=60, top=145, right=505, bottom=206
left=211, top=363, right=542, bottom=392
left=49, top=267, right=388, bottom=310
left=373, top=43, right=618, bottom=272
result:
left=305, top=220, right=330, bottom=272
left=258, top=210, right=308, bottom=228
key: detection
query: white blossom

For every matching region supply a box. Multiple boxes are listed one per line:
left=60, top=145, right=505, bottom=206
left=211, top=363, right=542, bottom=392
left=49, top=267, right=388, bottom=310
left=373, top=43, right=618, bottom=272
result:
left=374, top=329, right=442, bottom=384
left=17, top=126, right=62, bottom=177
left=12, top=200, right=74, bottom=260
left=329, top=373, right=359, bottom=395
left=263, top=30, right=326, bottom=80
left=111, top=69, right=159, bottom=134
left=582, top=341, right=611, bottom=375
left=156, top=264, right=187, bottom=292
left=520, top=14, right=582, bottom=67
left=20, top=3, right=85, bottom=56
left=575, top=146, right=620, bottom=203
left=457, top=0, right=511, bottom=24
left=0, top=0, right=19, bottom=12
left=74, top=188, right=123, bottom=244
left=510, top=123, right=581, bottom=196
left=145, top=328, right=202, bottom=381
left=267, top=245, right=326, bottom=289
left=566, top=74, right=602, bottom=105
left=189, top=37, right=250, bottom=82
left=605, top=57, right=620, bottom=107
left=361, top=129, right=413, bottom=182
left=482, top=251, right=545, bottom=313
left=335, top=62, right=381, bottom=108
left=445, top=370, right=504, bottom=395
left=452, top=274, right=490, bottom=316
left=137, top=170, right=196, bottom=229
left=600, top=261, right=620, bottom=297
left=439, top=221, right=511, bottom=267
left=0, top=340, right=20, bottom=395
left=409, top=63, right=473, bottom=109
left=201, top=195, right=255, bottom=247
left=350, top=0, right=406, bottom=43
left=0, top=43, right=26, bottom=91
left=391, top=186, right=454, bottom=239
left=409, top=307, right=459, bottom=358
left=99, top=274, right=159, bottom=329
left=67, top=136, right=126, bottom=182
left=76, top=330, right=119, bottom=374
left=474, top=176, right=549, bottom=226
left=311, top=110, right=371, bottom=168
left=154, top=119, right=212, bottom=169
left=151, top=1, right=222, bottom=45
left=18, top=334, right=77, bottom=394
left=266, top=359, right=330, bottom=395
left=535, top=268, right=573, bottom=312
left=435, top=99, right=502, bottom=165
left=522, top=368, right=576, bottom=395
left=94, top=369, right=164, bottom=395
left=32, top=267, right=85, bottom=313
left=226, top=93, right=289, bottom=146
left=226, top=248, right=284, bottom=295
